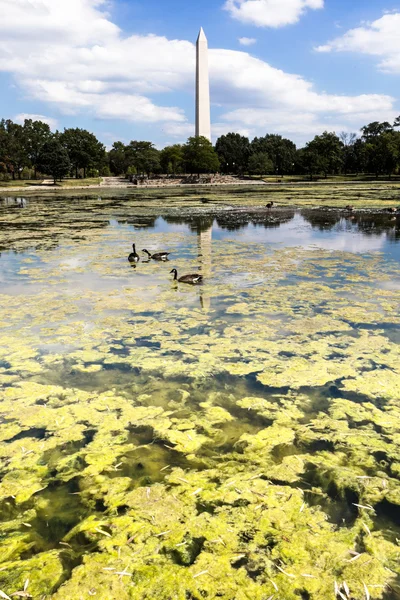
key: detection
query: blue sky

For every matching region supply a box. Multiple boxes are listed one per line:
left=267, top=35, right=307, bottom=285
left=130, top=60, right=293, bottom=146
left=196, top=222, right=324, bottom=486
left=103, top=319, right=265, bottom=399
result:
left=0, top=0, right=399, bottom=148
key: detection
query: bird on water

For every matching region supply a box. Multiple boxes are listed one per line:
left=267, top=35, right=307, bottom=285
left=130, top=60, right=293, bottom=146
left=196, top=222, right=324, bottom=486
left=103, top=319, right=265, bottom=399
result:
left=170, top=269, right=203, bottom=285
left=128, top=244, right=140, bottom=263
left=142, top=249, right=170, bottom=261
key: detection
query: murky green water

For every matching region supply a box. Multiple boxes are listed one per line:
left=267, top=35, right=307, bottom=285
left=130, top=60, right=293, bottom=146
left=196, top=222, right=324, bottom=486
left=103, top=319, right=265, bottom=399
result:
left=0, top=195, right=400, bottom=599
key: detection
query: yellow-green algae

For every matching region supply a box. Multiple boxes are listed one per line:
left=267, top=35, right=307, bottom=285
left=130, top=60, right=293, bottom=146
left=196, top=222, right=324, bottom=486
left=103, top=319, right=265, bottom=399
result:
left=0, top=202, right=400, bottom=598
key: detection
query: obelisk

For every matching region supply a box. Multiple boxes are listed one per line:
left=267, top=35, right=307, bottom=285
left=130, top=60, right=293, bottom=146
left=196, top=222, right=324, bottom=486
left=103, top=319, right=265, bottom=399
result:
left=196, top=27, right=211, bottom=141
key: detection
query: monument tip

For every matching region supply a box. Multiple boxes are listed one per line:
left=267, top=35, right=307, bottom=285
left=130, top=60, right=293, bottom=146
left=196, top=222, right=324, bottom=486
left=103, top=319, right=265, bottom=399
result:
left=197, top=27, right=207, bottom=42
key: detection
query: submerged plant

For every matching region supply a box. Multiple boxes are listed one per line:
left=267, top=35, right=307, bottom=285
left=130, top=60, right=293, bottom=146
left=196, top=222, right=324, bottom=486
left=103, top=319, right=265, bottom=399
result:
left=0, top=196, right=400, bottom=598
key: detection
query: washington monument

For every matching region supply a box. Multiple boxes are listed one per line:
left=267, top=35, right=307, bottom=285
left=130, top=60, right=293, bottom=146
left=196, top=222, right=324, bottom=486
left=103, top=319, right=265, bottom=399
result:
left=196, top=28, right=211, bottom=141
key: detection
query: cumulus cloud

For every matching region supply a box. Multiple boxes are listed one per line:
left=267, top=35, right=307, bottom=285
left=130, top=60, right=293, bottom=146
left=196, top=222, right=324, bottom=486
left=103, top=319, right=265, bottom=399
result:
left=239, top=37, right=257, bottom=46
left=14, top=113, right=58, bottom=129
left=224, top=0, right=324, bottom=28
left=208, top=49, right=396, bottom=141
left=0, top=0, right=396, bottom=144
left=0, top=0, right=119, bottom=45
left=315, top=12, right=400, bottom=73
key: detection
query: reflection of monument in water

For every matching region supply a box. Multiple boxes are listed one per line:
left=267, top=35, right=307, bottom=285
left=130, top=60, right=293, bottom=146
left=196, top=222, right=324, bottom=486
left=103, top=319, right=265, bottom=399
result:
left=197, top=224, right=212, bottom=311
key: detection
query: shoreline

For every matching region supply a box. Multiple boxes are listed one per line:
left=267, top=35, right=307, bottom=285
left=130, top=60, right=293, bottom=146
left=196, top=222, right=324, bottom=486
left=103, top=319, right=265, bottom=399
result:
left=1, top=179, right=400, bottom=195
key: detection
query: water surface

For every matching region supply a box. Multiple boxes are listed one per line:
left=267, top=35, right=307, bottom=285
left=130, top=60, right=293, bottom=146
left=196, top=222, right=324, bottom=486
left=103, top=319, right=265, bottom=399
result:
left=0, top=195, right=400, bottom=599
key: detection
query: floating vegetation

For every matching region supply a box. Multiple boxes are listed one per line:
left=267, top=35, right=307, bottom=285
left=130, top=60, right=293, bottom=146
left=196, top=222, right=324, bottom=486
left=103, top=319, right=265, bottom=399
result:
left=0, top=195, right=400, bottom=598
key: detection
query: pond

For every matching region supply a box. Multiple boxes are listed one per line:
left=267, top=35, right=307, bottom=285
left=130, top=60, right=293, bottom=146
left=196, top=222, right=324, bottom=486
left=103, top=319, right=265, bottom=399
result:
left=0, top=195, right=400, bottom=600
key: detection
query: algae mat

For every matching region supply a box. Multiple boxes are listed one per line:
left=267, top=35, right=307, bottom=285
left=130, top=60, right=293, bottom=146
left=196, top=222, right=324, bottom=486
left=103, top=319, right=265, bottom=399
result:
left=0, top=196, right=400, bottom=599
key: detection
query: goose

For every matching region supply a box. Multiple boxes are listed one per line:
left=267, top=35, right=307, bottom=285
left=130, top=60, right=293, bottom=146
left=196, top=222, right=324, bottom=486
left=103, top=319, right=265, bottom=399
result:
left=128, top=244, right=140, bottom=263
left=142, top=249, right=170, bottom=261
left=170, top=269, right=203, bottom=285
left=266, top=202, right=274, bottom=209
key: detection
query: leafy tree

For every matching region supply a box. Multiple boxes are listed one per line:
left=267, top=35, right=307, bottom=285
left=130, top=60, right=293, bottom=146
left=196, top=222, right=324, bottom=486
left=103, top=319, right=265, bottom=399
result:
left=248, top=152, right=273, bottom=176
left=0, top=120, right=29, bottom=179
left=38, top=138, right=71, bottom=183
left=394, top=116, right=400, bottom=128
left=183, top=136, right=220, bottom=175
left=361, top=121, right=393, bottom=141
left=160, top=144, right=184, bottom=174
left=215, top=133, right=250, bottom=174
left=366, top=131, right=400, bottom=178
left=306, top=131, right=343, bottom=177
left=61, top=128, right=105, bottom=178
left=352, top=139, right=369, bottom=175
left=296, top=147, right=324, bottom=180
left=108, top=141, right=127, bottom=175
left=23, top=119, right=52, bottom=178
left=126, top=141, right=161, bottom=176
left=126, top=166, right=137, bottom=176
left=251, top=134, right=296, bottom=175
left=0, top=120, right=9, bottom=176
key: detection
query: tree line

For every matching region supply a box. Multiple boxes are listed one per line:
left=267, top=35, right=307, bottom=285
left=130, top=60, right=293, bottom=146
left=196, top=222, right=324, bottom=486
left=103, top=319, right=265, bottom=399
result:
left=1, top=116, right=400, bottom=183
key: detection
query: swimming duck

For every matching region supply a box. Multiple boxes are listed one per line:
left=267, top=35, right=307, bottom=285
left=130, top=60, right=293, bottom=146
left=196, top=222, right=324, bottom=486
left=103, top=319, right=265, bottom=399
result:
left=170, top=269, right=203, bottom=285
left=387, top=207, right=398, bottom=213
left=142, top=249, right=170, bottom=261
left=266, top=202, right=274, bottom=209
left=345, top=205, right=354, bottom=211
left=128, top=244, right=140, bottom=263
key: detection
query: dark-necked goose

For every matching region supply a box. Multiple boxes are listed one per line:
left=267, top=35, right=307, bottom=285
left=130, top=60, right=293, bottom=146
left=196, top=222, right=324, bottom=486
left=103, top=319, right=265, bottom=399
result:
left=170, top=269, right=203, bottom=285
left=128, top=244, right=140, bottom=263
left=142, top=249, right=170, bottom=261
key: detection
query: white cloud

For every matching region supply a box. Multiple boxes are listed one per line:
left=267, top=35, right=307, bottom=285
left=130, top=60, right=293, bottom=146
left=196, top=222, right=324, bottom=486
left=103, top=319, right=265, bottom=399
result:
left=14, top=113, right=58, bottom=129
left=162, top=122, right=195, bottom=139
left=0, top=0, right=119, bottom=45
left=208, top=49, right=396, bottom=142
left=315, top=12, right=400, bottom=74
left=224, top=0, right=324, bottom=28
left=239, top=37, right=257, bottom=46
left=0, top=0, right=397, bottom=145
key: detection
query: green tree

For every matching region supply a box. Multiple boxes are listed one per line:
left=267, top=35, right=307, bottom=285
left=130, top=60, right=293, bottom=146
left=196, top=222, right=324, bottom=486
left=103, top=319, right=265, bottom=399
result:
left=215, top=133, right=250, bottom=174
left=183, top=136, right=219, bottom=175
left=306, top=131, right=344, bottom=177
left=108, top=141, right=127, bottom=175
left=0, top=120, right=29, bottom=179
left=296, top=147, right=324, bottom=180
left=160, top=144, right=184, bottom=174
left=251, top=134, right=296, bottom=175
left=366, top=131, right=400, bottom=178
left=61, top=128, right=105, bottom=178
left=248, top=152, right=273, bottom=176
left=126, top=141, right=161, bottom=176
left=361, top=121, right=393, bottom=142
left=394, top=116, right=400, bottom=128
left=352, top=139, right=369, bottom=175
left=38, top=138, right=71, bottom=183
left=23, top=119, right=53, bottom=178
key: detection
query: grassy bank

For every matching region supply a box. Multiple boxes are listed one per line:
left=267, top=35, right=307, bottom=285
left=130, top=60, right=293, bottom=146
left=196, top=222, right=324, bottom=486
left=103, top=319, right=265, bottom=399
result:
left=0, top=177, right=102, bottom=189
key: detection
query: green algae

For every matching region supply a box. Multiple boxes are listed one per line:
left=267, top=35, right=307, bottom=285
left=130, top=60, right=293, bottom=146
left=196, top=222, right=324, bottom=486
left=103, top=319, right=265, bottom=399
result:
left=0, top=201, right=400, bottom=598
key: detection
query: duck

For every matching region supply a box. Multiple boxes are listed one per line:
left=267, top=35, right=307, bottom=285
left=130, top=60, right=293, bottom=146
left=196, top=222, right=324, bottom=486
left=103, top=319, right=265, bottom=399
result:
left=266, top=202, right=274, bottom=209
left=128, top=243, right=140, bottom=263
left=170, top=269, right=203, bottom=285
left=345, top=205, right=354, bottom=211
left=386, top=207, right=398, bottom=213
left=142, top=249, right=170, bottom=261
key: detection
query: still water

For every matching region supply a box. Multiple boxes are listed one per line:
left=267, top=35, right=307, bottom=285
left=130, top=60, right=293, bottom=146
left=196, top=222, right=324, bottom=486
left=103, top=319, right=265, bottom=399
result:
left=0, top=196, right=400, bottom=600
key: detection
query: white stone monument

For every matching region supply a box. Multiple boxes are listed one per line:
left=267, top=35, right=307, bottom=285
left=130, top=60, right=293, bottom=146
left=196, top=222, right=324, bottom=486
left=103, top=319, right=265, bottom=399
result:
left=196, top=27, right=211, bottom=141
